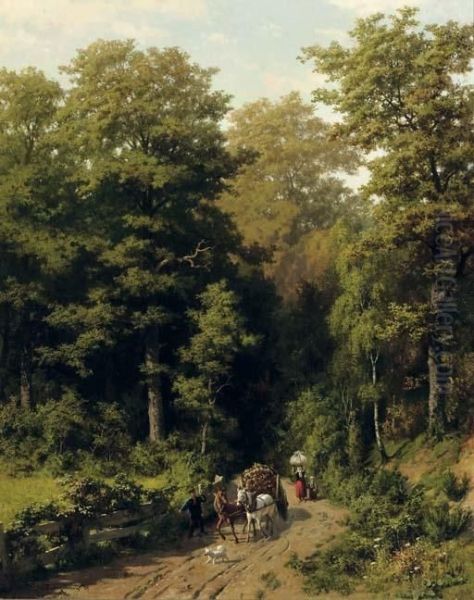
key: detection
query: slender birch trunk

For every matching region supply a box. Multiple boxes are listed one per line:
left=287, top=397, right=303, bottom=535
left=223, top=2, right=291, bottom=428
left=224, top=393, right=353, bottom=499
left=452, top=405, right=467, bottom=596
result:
left=370, top=351, right=387, bottom=461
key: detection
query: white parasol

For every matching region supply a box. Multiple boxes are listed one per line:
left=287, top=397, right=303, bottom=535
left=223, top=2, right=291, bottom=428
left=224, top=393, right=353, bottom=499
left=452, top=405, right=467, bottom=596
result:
left=290, top=451, right=307, bottom=467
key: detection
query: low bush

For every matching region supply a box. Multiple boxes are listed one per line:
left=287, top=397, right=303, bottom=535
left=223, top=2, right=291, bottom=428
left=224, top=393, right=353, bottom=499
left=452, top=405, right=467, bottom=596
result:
left=0, top=403, right=45, bottom=474
left=58, top=541, right=118, bottom=570
left=260, top=570, right=281, bottom=590
left=440, top=470, right=470, bottom=502
left=131, top=442, right=218, bottom=510
left=287, top=547, right=355, bottom=596
left=60, top=474, right=155, bottom=517
left=0, top=395, right=134, bottom=477
left=7, top=501, right=63, bottom=561
left=287, top=532, right=376, bottom=595
left=423, top=502, right=472, bottom=543
left=368, top=469, right=409, bottom=504
left=90, top=403, right=132, bottom=466
left=319, top=461, right=369, bottom=505
left=60, top=476, right=114, bottom=518
left=109, top=474, right=144, bottom=512
left=130, top=441, right=168, bottom=476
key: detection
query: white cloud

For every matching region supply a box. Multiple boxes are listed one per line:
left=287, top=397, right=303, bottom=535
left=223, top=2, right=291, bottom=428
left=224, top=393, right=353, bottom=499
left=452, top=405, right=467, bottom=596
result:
left=326, top=0, right=428, bottom=16
left=325, top=0, right=473, bottom=27
left=0, top=0, right=209, bottom=71
left=206, top=32, right=231, bottom=45
left=0, top=0, right=207, bottom=29
left=150, top=0, right=208, bottom=19
left=110, top=22, right=166, bottom=43
left=261, top=22, right=283, bottom=38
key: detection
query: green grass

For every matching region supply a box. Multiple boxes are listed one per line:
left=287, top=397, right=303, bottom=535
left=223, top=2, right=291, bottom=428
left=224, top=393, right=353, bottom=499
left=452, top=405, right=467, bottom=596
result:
left=0, top=471, right=63, bottom=525
left=379, top=434, right=464, bottom=489
left=384, top=433, right=427, bottom=462
left=0, top=470, right=169, bottom=527
left=136, top=474, right=169, bottom=490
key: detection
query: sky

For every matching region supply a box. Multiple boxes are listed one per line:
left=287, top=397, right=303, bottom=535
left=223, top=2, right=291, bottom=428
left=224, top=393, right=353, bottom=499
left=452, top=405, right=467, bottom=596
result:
left=0, top=0, right=472, bottom=189
left=1, top=0, right=472, bottom=107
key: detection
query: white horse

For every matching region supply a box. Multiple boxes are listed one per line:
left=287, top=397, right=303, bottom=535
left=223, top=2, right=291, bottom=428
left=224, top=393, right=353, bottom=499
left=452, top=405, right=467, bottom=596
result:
left=237, top=488, right=277, bottom=542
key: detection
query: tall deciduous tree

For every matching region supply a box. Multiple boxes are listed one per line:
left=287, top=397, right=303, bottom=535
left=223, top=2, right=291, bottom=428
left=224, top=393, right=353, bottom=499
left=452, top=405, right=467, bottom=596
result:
left=0, top=67, right=80, bottom=407
left=303, top=8, right=474, bottom=436
left=51, top=40, right=240, bottom=440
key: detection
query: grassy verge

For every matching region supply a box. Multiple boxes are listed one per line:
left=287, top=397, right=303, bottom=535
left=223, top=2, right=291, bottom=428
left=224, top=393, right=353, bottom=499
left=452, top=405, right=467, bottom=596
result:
left=0, top=471, right=63, bottom=525
left=0, top=470, right=175, bottom=526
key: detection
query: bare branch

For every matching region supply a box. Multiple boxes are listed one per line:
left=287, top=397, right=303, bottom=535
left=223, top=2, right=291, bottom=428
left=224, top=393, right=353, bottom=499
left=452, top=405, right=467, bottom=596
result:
left=215, top=378, right=232, bottom=396
left=157, top=258, right=170, bottom=271
left=209, top=377, right=232, bottom=405
left=180, top=240, right=213, bottom=269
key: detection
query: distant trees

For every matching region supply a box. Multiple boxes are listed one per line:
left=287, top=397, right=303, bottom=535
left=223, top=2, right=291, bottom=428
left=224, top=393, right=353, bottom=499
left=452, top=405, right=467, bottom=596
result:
left=219, top=92, right=360, bottom=296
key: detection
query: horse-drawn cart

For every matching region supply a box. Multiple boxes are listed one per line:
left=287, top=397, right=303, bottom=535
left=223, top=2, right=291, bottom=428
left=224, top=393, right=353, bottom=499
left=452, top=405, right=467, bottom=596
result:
left=241, top=463, right=288, bottom=520
left=214, top=463, right=288, bottom=543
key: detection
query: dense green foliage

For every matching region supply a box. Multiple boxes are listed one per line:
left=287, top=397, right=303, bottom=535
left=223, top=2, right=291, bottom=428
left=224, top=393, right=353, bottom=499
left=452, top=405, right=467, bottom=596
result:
left=0, top=40, right=279, bottom=477
left=302, top=7, right=474, bottom=439
left=0, top=7, right=472, bottom=595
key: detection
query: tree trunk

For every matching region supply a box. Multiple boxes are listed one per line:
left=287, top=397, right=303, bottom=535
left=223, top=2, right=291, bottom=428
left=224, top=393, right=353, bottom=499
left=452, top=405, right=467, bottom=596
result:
left=144, top=340, right=165, bottom=442
left=20, top=349, right=32, bottom=409
left=373, top=400, right=387, bottom=462
left=200, top=420, right=209, bottom=456
left=370, top=351, right=387, bottom=461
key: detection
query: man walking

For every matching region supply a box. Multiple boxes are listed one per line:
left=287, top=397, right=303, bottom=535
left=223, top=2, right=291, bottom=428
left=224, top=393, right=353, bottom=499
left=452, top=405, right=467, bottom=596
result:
left=181, top=487, right=207, bottom=538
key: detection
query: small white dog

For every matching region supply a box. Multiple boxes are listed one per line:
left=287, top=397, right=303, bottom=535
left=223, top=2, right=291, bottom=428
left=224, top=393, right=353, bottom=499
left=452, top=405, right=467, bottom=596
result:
left=204, top=545, right=228, bottom=564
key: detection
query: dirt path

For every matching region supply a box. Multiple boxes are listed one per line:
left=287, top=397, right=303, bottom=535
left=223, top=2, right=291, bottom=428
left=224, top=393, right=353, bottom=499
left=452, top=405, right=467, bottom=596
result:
left=13, top=481, right=357, bottom=600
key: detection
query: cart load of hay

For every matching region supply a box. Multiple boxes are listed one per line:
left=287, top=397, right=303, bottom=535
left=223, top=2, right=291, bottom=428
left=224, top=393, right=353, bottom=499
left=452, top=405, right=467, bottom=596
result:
left=241, top=463, right=288, bottom=520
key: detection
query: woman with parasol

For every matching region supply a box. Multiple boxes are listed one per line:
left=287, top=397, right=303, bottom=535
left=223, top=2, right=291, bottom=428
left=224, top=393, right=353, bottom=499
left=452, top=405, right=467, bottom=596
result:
left=290, top=451, right=307, bottom=501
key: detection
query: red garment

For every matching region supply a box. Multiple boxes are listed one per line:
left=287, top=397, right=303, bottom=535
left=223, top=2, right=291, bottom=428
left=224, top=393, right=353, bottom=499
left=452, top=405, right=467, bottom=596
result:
left=295, top=479, right=305, bottom=500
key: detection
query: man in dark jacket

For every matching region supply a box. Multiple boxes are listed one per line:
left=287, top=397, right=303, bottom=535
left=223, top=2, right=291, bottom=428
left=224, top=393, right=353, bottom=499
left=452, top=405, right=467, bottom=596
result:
left=181, top=488, right=207, bottom=538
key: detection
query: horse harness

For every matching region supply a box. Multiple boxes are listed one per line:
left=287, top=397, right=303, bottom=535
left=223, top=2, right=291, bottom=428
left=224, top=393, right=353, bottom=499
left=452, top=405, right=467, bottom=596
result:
left=242, top=491, right=275, bottom=512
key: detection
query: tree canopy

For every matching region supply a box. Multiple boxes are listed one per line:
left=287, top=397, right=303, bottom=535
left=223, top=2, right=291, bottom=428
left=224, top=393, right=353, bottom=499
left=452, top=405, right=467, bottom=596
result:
left=0, top=10, right=472, bottom=490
